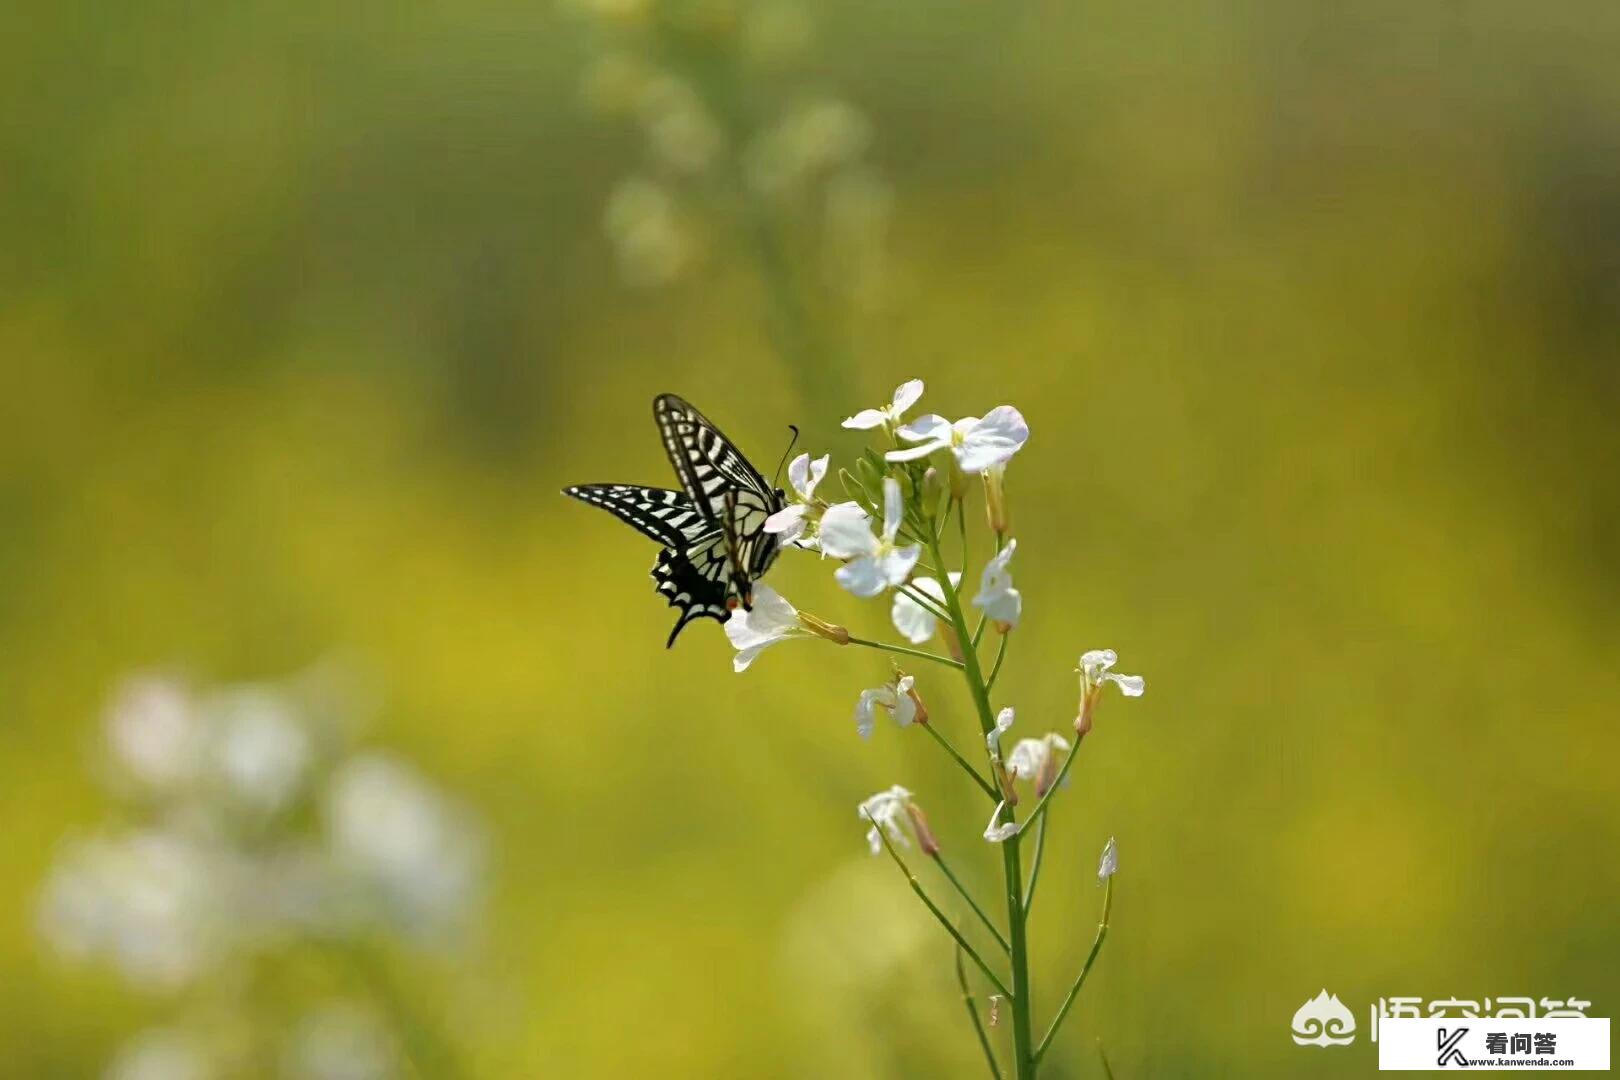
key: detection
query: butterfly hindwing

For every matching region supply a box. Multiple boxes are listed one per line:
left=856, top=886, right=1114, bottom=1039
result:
left=652, top=532, right=733, bottom=647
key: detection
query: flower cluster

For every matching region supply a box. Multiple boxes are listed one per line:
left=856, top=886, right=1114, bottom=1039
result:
left=564, top=0, right=890, bottom=303
left=37, top=671, right=485, bottom=1079
left=707, top=378, right=1145, bottom=1073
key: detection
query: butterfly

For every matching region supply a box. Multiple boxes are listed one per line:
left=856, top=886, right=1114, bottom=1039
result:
left=563, top=394, right=789, bottom=647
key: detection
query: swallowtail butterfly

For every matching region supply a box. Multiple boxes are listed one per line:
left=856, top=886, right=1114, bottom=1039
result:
left=563, top=394, right=788, bottom=647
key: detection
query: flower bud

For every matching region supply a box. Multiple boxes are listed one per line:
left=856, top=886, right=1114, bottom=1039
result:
left=982, top=463, right=1010, bottom=535
left=904, top=802, right=941, bottom=857
left=797, top=612, right=850, bottom=645
left=1034, top=747, right=1060, bottom=798
left=995, top=761, right=1020, bottom=807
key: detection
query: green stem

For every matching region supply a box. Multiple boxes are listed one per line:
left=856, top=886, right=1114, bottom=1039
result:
left=930, top=537, right=1037, bottom=1079
left=933, top=854, right=1011, bottom=954
left=868, top=813, right=1011, bottom=999
left=919, top=721, right=1001, bottom=802
left=986, top=633, right=1011, bottom=692
left=1023, top=813, right=1048, bottom=916
left=899, top=582, right=953, bottom=623
left=1034, top=877, right=1114, bottom=1063
left=955, top=943, right=1004, bottom=1080
left=847, top=637, right=962, bottom=670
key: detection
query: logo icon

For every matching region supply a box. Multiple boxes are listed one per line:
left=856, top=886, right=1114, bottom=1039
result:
left=1436, top=1027, right=1469, bottom=1066
left=1292, top=989, right=1357, bottom=1047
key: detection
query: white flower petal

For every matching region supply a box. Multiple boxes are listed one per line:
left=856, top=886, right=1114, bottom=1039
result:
left=786, top=453, right=811, bottom=498
left=1098, top=836, right=1118, bottom=881
left=855, top=689, right=883, bottom=738
left=954, top=405, right=1029, bottom=473
left=891, top=689, right=917, bottom=728
left=817, top=503, right=879, bottom=558
left=891, top=379, right=924, bottom=415
left=1105, top=672, right=1145, bottom=697
left=890, top=590, right=938, bottom=644
left=842, top=408, right=888, bottom=430
left=881, top=477, right=904, bottom=541
left=895, top=413, right=953, bottom=444
left=804, top=453, right=829, bottom=498
left=731, top=643, right=773, bottom=672
left=884, top=441, right=945, bottom=463
left=1080, top=648, right=1117, bottom=674
left=763, top=504, right=806, bottom=536
left=877, top=545, right=921, bottom=587
left=985, top=706, right=1015, bottom=751
left=835, top=556, right=889, bottom=597
left=983, top=801, right=1021, bottom=843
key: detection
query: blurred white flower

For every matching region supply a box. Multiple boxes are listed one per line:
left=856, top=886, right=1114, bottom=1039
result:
left=286, top=1001, right=398, bottom=1080
left=854, top=674, right=917, bottom=739
left=842, top=379, right=923, bottom=431
left=971, top=539, right=1022, bottom=629
left=886, top=406, right=1030, bottom=474
left=982, top=801, right=1020, bottom=844
left=639, top=75, right=724, bottom=175
left=39, top=830, right=231, bottom=990
left=1078, top=649, right=1145, bottom=699
left=821, top=479, right=921, bottom=597
left=725, top=584, right=817, bottom=671
left=105, top=1028, right=212, bottom=1080
left=105, top=676, right=203, bottom=794
left=208, top=689, right=310, bottom=813
left=746, top=99, right=872, bottom=197
left=984, top=706, right=1016, bottom=754
left=889, top=573, right=958, bottom=645
left=603, top=177, right=694, bottom=288
left=763, top=452, right=829, bottom=546
left=1098, top=836, right=1119, bottom=882
left=1006, top=733, right=1071, bottom=797
left=326, top=755, right=482, bottom=939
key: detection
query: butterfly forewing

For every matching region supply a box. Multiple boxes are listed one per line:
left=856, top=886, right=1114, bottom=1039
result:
left=561, top=484, right=711, bottom=548
left=654, top=394, right=775, bottom=518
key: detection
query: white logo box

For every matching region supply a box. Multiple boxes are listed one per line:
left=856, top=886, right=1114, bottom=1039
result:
left=1379, top=1017, right=1609, bottom=1071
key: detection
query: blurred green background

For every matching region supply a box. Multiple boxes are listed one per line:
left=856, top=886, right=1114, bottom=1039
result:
left=4, top=0, right=1619, bottom=1076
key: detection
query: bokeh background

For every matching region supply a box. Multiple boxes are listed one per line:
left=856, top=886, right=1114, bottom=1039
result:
left=4, top=0, right=1619, bottom=1076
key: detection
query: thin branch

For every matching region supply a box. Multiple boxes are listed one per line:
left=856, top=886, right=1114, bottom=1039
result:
left=955, top=942, right=1004, bottom=1080
left=920, top=721, right=1001, bottom=802
left=933, top=854, right=1010, bottom=954
left=847, top=637, right=963, bottom=670
left=1019, top=733, right=1086, bottom=834
left=867, top=812, right=1011, bottom=999
left=1022, top=813, right=1049, bottom=916
left=985, top=633, right=1010, bottom=692
left=1098, top=1042, right=1117, bottom=1080
left=898, top=582, right=952, bottom=623
left=1034, top=877, right=1114, bottom=1062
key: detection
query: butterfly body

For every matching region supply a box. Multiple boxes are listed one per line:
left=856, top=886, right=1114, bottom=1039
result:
left=564, top=395, right=787, bottom=647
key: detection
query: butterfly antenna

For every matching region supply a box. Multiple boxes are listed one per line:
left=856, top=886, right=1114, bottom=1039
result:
left=773, top=424, right=801, bottom=488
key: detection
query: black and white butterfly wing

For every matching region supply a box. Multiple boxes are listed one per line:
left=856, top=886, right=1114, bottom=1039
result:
left=562, top=483, right=735, bottom=647
left=654, top=394, right=785, bottom=596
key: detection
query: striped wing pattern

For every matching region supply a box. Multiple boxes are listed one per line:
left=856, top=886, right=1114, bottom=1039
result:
left=563, top=396, right=786, bottom=647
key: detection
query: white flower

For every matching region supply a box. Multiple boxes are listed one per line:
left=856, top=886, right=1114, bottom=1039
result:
left=1007, top=733, right=1072, bottom=797
left=104, top=676, right=203, bottom=794
left=984, top=706, right=1015, bottom=754
left=1098, top=836, right=1119, bottom=882
left=886, top=405, right=1029, bottom=473
left=724, top=584, right=813, bottom=671
left=971, top=540, right=1022, bottom=628
left=890, top=573, right=959, bottom=644
left=1079, top=649, right=1145, bottom=698
left=287, top=1001, right=398, bottom=1080
left=106, top=1029, right=212, bottom=1080
left=38, top=830, right=231, bottom=990
left=982, top=801, right=1020, bottom=843
left=842, top=379, right=924, bottom=431
left=763, top=452, right=829, bottom=546
left=854, top=674, right=917, bottom=738
left=821, top=479, right=921, bottom=597
left=326, top=755, right=482, bottom=939
left=208, top=689, right=310, bottom=813
left=858, top=785, right=914, bottom=854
